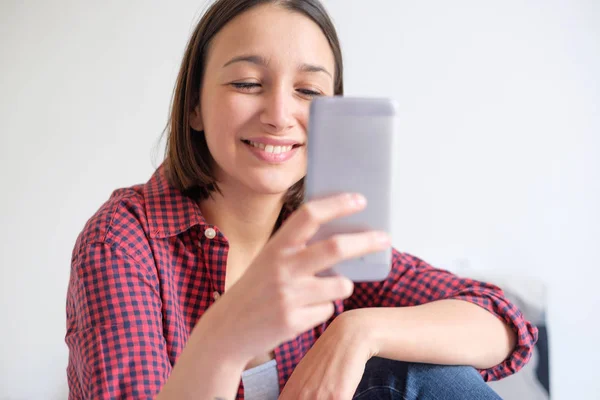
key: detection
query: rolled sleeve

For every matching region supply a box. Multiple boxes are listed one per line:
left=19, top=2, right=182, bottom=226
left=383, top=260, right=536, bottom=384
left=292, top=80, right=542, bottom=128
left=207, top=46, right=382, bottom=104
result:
left=65, top=241, right=170, bottom=399
left=344, top=249, right=538, bottom=380
left=451, top=283, right=539, bottom=380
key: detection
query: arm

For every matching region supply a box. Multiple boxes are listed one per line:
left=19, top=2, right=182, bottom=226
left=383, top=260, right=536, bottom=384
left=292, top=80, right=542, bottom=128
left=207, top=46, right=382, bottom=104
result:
left=156, top=306, right=246, bottom=400
left=66, top=241, right=246, bottom=399
left=344, top=299, right=516, bottom=369
left=343, top=250, right=538, bottom=380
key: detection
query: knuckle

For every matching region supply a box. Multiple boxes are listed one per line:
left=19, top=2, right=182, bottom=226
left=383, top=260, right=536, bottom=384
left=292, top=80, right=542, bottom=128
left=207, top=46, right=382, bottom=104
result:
left=282, top=310, right=303, bottom=337
left=272, top=265, right=289, bottom=284
left=326, top=236, right=344, bottom=257
left=273, top=287, right=292, bottom=314
left=279, top=284, right=294, bottom=304
left=281, top=311, right=295, bottom=331
left=300, top=202, right=320, bottom=224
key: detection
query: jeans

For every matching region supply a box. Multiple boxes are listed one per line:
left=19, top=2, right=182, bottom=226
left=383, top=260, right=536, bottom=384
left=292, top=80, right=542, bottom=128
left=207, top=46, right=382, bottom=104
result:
left=353, top=357, right=502, bottom=400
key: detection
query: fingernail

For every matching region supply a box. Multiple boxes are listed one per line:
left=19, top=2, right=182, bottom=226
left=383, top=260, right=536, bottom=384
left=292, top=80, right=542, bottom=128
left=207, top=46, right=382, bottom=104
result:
left=344, top=278, right=354, bottom=293
left=378, top=232, right=391, bottom=245
left=352, top=193, right=366, bottom=207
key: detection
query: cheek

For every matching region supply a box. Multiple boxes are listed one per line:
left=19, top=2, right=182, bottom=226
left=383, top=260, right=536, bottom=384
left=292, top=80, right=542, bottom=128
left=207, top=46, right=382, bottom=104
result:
left=298, top=106, right=309, bottom=131
left=205, top=92, right=257, bottom=138
left=202, top=93, right=259, bottom=161
left=299, top=147, right=308, bottom=172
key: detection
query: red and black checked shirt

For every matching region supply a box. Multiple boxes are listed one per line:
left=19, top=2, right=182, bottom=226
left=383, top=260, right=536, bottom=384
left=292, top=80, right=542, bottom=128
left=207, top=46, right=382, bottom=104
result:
left=66, top=165, right=538, bottom=399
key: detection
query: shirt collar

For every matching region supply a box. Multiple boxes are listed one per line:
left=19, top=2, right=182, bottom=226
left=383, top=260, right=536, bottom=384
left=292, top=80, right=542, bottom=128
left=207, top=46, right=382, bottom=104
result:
left=143, top=164, right=209, bottom=239
left=142, top=164, right=295, bottom=239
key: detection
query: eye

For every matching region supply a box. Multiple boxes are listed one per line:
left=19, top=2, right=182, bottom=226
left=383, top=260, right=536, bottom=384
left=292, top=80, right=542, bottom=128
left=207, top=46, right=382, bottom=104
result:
left=296, top=88, right=322, bottom=98
left=230, top=82, right=262, bottom=92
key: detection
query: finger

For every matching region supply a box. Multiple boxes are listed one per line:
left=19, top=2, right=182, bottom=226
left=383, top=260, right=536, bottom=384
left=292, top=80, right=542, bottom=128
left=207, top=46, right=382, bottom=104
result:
left=293, top=230, right=391, bottom=275
left=293, top=302, right=336, bottom=333
left=271, top=193, right=367, bottom=248
left=295, top=276, right=355, bottom=306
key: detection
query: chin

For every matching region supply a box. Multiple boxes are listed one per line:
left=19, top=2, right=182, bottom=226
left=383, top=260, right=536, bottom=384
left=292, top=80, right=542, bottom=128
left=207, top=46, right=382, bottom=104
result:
left=244, top=173, right=301, bottom=196
left=248, top=181, right=294, bottom=196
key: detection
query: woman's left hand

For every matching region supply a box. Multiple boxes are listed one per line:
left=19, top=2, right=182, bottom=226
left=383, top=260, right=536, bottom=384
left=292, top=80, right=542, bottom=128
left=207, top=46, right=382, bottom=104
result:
left=279, top=310, right=377, bottom=400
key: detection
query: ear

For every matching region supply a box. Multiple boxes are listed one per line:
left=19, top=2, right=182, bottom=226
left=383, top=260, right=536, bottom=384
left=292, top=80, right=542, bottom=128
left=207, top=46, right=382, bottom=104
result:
left=189, top=102, right=204, bottom=131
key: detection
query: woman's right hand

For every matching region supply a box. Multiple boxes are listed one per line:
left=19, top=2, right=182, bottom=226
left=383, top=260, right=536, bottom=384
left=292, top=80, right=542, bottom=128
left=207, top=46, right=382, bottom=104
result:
left=201, top=193, right=391, bottom=363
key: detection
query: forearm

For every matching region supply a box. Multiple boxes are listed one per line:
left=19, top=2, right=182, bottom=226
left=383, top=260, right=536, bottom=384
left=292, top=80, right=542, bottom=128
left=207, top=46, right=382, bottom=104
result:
left=350, top=299, right=516, bottom=369
left=157, top=311, right=247, bottom=400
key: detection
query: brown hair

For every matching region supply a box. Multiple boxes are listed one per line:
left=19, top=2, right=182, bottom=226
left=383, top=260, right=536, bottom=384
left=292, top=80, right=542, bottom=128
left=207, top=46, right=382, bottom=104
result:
left=163, top=0, right=344, bottom=213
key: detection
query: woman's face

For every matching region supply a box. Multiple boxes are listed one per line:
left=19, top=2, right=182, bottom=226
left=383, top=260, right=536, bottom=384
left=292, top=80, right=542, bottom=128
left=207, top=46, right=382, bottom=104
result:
left=191, top=4, right=335, bottom=197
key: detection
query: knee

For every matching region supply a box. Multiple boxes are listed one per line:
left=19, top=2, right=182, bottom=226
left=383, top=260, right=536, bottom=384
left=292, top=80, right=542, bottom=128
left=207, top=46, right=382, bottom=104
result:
left=357, top=358, right=500, bottom=399
left=363, top=357, right=484, bottom=382
left=404, top=362, right=500, bottom=399
left=406, top=362, right=482, bottom=384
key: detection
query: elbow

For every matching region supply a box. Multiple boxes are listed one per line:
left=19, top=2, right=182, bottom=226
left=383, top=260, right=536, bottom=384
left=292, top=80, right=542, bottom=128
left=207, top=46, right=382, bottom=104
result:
left=473, top=321, right=517, bottom=369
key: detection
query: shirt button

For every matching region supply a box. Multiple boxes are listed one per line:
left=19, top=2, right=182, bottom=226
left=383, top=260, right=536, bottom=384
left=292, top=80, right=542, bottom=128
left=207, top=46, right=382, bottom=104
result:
left=213, top=291, right=221, bottom=301
left=204, top=227, right=216, bottom=239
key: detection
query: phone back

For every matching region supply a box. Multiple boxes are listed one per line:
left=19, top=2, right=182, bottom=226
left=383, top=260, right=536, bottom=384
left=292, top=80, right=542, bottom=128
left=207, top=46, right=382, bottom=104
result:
left=305, top=97, right=398, bottom=282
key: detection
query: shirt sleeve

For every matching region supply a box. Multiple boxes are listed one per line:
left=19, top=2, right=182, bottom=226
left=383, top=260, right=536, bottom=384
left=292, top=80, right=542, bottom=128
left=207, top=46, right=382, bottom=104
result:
left=65, top=240, right=171, bottom=399
left=344, top=249, right=538, bottom=381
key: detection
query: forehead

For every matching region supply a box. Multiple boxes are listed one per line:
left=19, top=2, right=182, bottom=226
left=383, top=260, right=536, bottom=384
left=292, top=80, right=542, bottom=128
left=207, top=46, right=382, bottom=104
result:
left=206, top=4, right=335, bottom=72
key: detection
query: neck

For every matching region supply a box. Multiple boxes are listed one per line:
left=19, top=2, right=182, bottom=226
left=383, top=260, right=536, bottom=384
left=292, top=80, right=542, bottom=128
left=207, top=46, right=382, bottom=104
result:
left=198, top=186, right=285, bottom=253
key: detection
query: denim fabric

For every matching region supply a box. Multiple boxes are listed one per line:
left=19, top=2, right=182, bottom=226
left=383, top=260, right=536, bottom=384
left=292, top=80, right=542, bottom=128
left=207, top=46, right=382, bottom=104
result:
left=353, top=357, right=502, bottom=400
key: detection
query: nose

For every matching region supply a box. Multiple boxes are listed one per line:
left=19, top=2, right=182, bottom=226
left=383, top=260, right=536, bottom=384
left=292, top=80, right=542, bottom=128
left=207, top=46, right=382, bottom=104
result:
left=260, top=86, right=295, bottom=133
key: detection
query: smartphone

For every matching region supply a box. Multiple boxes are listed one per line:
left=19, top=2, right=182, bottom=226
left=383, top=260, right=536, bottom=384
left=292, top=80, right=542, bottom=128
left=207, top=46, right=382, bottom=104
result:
left=305, top=97, right=398, bottom=282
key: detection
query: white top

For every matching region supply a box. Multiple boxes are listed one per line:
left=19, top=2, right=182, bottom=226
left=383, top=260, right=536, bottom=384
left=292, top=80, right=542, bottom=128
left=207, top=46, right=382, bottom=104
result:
left=241, top=359, right=279, bottom=400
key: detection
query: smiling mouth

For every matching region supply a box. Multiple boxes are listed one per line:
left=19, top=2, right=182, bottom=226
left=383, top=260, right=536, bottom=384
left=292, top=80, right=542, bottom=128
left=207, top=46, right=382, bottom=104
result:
left=241, top=140, right=302, bottom=154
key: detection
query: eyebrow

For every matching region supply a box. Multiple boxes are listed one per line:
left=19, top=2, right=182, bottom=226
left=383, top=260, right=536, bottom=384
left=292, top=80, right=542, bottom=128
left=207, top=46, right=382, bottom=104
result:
left=222, top=54, right=333, bottom=78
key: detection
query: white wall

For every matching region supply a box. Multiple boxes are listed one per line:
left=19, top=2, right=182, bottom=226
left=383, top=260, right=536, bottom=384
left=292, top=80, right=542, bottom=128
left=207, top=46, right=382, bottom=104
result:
left=1, top=1, right=598, bottom=399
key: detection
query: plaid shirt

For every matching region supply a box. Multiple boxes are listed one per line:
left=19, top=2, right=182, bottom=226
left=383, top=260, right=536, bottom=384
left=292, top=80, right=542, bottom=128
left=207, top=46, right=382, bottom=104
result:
left=66, top=165, right=538, bottom=399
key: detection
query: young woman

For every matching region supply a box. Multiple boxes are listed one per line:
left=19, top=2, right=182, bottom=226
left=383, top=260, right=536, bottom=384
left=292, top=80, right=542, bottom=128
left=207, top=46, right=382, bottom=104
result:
left=65, top=0, right=538, bottom=399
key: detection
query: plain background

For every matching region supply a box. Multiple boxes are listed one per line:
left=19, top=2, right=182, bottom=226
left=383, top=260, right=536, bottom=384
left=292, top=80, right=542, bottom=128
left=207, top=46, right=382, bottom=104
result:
left=1, top=0, right=598, bottom=399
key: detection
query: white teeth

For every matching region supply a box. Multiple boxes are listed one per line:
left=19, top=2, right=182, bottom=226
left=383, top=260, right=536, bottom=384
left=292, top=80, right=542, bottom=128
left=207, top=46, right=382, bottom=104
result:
left=247, top=141, right=294, bottom=154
